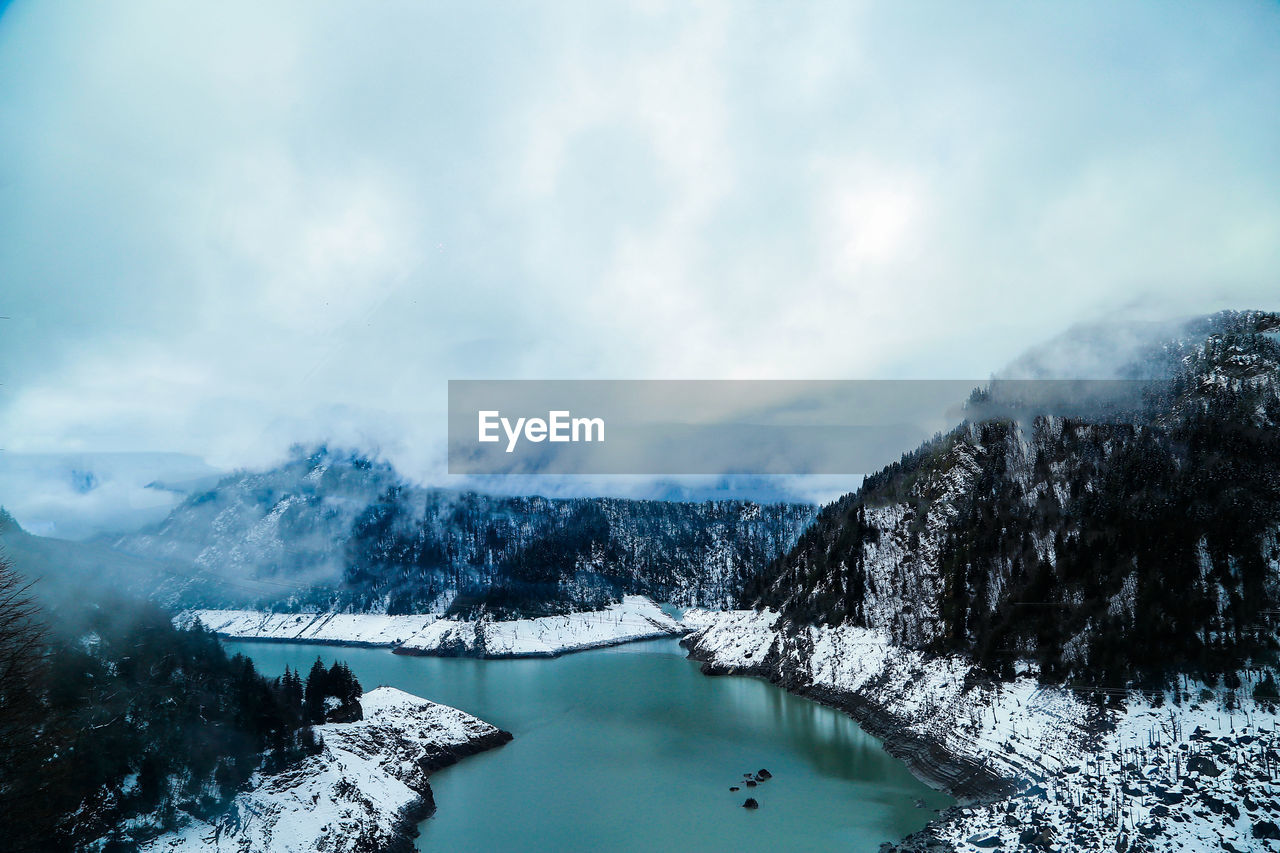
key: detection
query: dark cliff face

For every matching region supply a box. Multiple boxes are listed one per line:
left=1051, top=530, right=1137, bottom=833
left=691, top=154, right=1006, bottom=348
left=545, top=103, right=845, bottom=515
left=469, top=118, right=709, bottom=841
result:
left=747, top=310, right=1280, bottom=687
left=111, top=448, right=815, bottom=617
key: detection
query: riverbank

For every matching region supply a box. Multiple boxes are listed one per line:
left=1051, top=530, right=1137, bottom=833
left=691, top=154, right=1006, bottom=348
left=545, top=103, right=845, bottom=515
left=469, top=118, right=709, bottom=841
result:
left=137, top=687, right=512, bottom=853
left=684, top=609, right=1280, bottom=852
left=178, top=595, right=686, bottom=658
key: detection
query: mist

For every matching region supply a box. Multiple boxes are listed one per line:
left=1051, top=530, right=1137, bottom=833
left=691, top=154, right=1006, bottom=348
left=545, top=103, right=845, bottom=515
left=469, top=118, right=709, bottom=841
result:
left=1, top=0, right=1278, bottom=507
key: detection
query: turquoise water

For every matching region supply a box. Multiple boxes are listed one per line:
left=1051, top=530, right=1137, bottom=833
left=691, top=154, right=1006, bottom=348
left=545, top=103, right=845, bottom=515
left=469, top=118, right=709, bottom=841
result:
left=234, top=639, right=951, bottom=852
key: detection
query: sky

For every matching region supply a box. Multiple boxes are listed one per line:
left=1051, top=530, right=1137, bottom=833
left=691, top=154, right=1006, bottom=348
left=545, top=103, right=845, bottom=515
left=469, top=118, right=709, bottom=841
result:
left=1, top=0, right=1278, bottom=490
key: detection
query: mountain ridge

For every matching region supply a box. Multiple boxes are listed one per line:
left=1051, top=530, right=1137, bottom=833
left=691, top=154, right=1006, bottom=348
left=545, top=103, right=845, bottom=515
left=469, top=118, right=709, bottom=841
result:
left=745, top=309, right=1280, bottom=687
left=108, top=447, right=816, bottom=618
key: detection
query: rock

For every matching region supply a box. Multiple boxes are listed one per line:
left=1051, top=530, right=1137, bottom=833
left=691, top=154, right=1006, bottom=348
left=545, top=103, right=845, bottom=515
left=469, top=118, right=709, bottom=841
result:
left=1187, top=755, right=1222, bottom=777
left=742, top=798, right=759, bottom=810
left=325, top=699, right=364, bottom=724
left=965, top=834, right=1000, bottom=849
left=746, top=780, right=757, bottom=787
left=729, top=786, right=739, bottom=792
left=757, top=768, right=772, bottom=780
left=1254, top=820, right=1280, bottom=840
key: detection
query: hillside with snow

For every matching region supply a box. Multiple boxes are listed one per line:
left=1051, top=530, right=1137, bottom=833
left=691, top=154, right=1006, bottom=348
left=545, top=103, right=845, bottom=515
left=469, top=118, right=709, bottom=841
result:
left=746, top=310, right=1280, bottom=685
left=685, top=610, right=1280, bottom=852
left=137, top=687, right=512, bottom=853
left=692, top=310, right=1280, bottom=851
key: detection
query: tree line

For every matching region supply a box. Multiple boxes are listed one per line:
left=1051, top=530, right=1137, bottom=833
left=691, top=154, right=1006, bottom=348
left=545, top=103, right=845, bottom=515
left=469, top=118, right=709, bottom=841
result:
left=0, top=558, right=364, bottom=852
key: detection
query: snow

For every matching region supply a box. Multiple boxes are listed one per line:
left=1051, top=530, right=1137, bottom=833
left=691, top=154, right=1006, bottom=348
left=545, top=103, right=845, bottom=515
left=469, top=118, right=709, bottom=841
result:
left=180, top=595, right=686, bottom=658
left=677, top=608, right=721, bottom=631
left=175, top=609, right=440, bottom=647
left=138, top=687, right=507, bottom=853
left=396, top=595, right=686, bottom=657
left=686, top=611, right=1280, bottom=853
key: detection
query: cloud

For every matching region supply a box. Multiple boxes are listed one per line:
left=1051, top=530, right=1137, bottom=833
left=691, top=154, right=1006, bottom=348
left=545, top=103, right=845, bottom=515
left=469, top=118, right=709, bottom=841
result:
left=0, top=0, right=1277, bottom=493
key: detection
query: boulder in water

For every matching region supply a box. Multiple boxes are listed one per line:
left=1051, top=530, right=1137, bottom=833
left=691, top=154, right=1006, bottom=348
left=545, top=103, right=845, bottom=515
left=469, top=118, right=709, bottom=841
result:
left=742, top=798, right=759, bottom=810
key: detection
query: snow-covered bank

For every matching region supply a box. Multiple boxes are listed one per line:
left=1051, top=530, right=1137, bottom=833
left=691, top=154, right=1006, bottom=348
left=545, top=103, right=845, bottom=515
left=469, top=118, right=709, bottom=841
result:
left=684, top=610, right=1280, bottom=853
left=181, top=596, right=686, bottom=658
left=138, top=687, right=512, bottom=853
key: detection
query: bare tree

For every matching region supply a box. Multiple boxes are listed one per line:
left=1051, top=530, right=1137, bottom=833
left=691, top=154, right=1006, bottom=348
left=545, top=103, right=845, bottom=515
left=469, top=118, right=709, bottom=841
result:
left=0, top=556, right=44, bottom=739
left=0, top=555, right=52, bottom=848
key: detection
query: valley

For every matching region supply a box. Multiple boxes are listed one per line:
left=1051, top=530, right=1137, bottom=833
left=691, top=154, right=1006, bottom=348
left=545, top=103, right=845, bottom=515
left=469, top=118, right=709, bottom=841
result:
left=4, top=310, right=1279, bottom=852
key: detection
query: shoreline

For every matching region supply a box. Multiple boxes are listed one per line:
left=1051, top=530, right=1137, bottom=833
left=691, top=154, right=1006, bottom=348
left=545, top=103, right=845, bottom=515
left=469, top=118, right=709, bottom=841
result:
left=681, top=636, right=1013, bottom=807
left=180, top=595, right=688, bottom=659
left=216, top=627, right=691, bottom=659
left=391, top=628, right=691, bottom=659
left=683, top=610, right=1280, bottom=853
left=387, top=725, right=516, bottom=853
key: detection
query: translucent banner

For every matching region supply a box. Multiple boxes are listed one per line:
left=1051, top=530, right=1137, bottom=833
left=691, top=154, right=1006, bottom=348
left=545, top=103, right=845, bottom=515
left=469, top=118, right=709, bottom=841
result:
left=448, top=379, right=1155, bottom=475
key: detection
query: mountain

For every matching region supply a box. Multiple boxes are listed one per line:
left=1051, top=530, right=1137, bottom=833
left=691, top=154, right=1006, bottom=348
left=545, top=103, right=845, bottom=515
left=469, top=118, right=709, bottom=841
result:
left=0, top=508, right=201, bottom=612
left=743, top=309, right=1280, bottom=687
left=109, top=447, right=816, bottom=617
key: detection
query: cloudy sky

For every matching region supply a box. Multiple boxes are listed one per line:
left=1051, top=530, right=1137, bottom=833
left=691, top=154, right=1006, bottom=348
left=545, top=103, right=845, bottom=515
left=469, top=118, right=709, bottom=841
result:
left=1, top=0, right=1278, bottom=483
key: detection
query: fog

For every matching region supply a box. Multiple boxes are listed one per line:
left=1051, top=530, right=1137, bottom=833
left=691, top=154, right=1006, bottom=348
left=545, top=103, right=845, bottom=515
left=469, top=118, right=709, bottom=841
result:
left=1, top=1, right=1277, bottom=518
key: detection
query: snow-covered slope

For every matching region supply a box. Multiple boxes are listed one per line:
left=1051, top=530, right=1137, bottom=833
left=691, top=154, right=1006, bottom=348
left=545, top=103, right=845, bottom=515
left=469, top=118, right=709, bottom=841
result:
left=181, top=595, right=686, bottom=658
left=176, top=610, right=442, bottom=647
left=685, top=611, right=1280, bottom=853
left=138, top=687, right=512, bottom=853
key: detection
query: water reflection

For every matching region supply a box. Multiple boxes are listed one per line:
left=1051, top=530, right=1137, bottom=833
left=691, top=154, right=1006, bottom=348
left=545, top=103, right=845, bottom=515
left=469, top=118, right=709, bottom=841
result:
left=233, top=638, right=950, bottom=853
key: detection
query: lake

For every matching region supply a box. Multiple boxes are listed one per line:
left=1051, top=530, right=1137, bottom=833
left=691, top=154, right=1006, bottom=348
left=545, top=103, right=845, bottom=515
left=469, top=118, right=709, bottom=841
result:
left=233, top=638, right=951, bottom=852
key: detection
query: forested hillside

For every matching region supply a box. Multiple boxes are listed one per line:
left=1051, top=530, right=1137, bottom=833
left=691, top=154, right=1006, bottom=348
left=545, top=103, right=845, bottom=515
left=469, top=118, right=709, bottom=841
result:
left=0, top=559, right=362, bottom=852
left=746, top=310, right=1280, bottom=688
left=111, top=452, right=815, bottom=618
